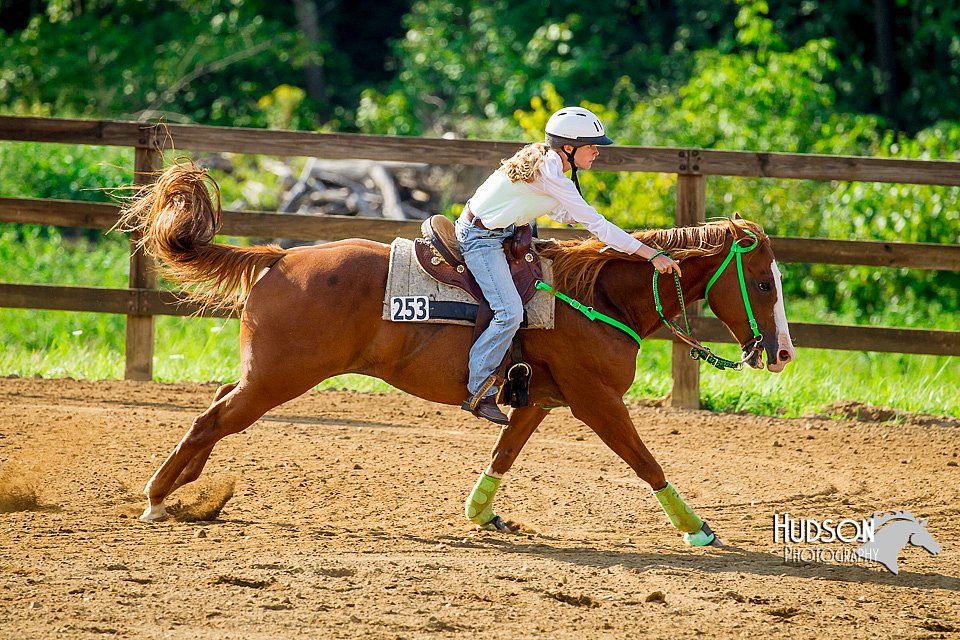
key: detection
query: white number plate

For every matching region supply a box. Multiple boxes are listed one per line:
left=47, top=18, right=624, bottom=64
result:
left=390, top=296, right=430, bottom=322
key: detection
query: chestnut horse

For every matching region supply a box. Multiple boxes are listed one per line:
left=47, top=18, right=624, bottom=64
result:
left=120, top=161, right=795, bottom=546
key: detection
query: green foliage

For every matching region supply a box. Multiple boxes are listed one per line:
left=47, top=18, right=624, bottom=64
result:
left=196, top=153, right=304, bottom=213
left=355, top=88, right=419, bottom=136
left=4, top=0, right=960, bottom=135
left=0, top=0, right=957, bottom=417
left=351, top=0, right=960, bottom=137
left=0, top=223, right=128, bottom=287
left=702, top=348, right=959, bottom=418
left=513, top=7, right=960, bottom=320
left=257, top=85, right=309, bottom=131
left=356, top=0, right=739, bottom=135
left=0, top=142, right=132, bottom=202
left=764, top=0, right=960, bottom=133
left=0, top=0, right=311, bottom=126
left=0, top=219, right=954, bottom=417
left=0, top=0, right=412, bottom=129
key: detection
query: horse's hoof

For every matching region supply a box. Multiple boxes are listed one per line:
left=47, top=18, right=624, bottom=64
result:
left=481, top=515, right=514, bottom=533
left=683, top=522, right=720, bottom=547
left=140, top=501, right=168, bottom=522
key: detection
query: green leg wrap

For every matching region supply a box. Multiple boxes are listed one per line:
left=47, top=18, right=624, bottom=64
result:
left=465, top=472, right=502, bottom=526
left=653, top=482, right=704, bottom=534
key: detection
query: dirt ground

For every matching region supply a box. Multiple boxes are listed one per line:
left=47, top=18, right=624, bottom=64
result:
left=0, top=377, right=958, bottom=639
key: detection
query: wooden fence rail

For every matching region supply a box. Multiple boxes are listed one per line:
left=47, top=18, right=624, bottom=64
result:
left=4, top=116, right=960, bottom=185
left=1, top=116, right=958, bottom=408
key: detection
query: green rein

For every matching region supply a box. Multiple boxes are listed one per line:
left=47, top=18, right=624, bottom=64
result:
left=534, top=280, right=643, bottom=346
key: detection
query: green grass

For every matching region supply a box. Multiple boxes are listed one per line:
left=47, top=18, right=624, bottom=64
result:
left=0, top=223, right=956, bottom=418
left=2, top=306, right=954, bottom=418
left=628, top=340, right=957, bottom=418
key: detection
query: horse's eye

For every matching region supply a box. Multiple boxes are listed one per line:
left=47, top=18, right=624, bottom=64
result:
left=758, top=282, right=772, bottom=292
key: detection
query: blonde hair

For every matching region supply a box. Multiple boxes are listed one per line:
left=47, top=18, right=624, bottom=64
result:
left=499, top=142, right=551, bottom=182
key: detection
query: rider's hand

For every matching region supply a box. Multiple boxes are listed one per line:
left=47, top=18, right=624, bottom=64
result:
left=652, top=253, right=682, bottom=277
left=641, top=248, right=682, bottom=277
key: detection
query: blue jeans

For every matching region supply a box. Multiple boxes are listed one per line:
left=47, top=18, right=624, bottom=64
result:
left=455, top=214, right=523, bottom=397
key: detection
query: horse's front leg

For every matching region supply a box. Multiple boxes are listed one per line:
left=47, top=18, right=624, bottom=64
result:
left=465, top=404, right=549, bottom=532
left=568, top=388, right=721, bottom=547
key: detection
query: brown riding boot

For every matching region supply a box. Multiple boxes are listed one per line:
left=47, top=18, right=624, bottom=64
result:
left=461, top=396, right=510, bottom=426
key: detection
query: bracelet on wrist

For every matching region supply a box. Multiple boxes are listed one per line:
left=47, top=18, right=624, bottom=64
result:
left=647, top=249, right=671, bottom=262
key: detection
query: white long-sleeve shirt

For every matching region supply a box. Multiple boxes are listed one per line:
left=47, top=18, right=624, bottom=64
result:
left=466, top=149, right=643, bottom=255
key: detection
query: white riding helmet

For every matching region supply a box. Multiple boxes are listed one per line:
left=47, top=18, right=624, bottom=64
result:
left=545, top=106, right=613, bottom=148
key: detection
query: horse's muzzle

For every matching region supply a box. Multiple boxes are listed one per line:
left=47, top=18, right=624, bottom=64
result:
left=762, top=337, right=795, bottom=373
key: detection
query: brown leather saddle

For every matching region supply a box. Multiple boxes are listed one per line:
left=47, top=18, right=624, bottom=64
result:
left=414, top=215, right=543, bottom=304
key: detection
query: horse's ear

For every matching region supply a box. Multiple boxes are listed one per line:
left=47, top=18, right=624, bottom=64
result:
left=732, top=212, right=742, bottom=220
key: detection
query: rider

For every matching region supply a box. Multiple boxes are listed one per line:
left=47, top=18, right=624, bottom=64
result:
left=456, top=106, right=682, bottom=425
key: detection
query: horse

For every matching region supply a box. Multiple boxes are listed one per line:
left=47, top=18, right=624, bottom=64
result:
left=118, top=160, right=795, bottom=547
left=855, top=511, right=941, bottom=574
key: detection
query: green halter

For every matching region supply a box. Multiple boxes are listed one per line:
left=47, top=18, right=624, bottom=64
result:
left=534, top=280, right=643, bottom=346
left=703, top=231, right=762, bottom=341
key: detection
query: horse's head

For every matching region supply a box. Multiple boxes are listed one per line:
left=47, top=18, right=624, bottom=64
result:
left=909, top=518, right=941, bottom=556
left=703, top=217, right=795, bottom=373
left=859, top=511, right=941, bottom=574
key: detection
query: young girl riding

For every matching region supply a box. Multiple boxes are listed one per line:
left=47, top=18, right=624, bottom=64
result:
left=456, top=106, right=682, bottom=425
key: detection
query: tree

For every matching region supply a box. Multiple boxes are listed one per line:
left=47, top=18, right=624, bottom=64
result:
left=765, top=0, right=960, bottom=133
left=0, top=0, right=410, bottom=129
left=356, top=0, right=739, bottom=136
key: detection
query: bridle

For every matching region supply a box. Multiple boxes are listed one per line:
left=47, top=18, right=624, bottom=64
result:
left=653, top=231, right=764, bottom=371
left=534, top=230, right=766, bottom=371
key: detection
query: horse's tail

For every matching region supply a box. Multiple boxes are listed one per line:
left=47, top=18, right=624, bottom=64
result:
left=116, top=159, right=288, bottom=312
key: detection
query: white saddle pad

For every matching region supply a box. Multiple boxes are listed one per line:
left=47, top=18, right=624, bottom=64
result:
left=382, top=238, right=555, bottom=329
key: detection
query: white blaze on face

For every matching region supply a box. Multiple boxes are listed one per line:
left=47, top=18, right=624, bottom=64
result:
left=768, top=260, right=795, bottom=372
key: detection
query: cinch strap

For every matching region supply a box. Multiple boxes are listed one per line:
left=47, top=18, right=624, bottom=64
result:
left=535, top=281, right=642, bottom=346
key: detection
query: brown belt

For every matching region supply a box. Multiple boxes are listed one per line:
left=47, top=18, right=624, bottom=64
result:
left=464, top=208, right=489, bottom=230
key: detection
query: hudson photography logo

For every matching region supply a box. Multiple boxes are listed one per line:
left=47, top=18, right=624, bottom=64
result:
left=774, top=510, right=941, bottom=575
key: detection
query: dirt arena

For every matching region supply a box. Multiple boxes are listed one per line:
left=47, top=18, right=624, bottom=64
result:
left=1, top=377, right=958, bottom=639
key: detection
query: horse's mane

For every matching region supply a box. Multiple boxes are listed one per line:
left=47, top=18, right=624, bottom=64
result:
left=537, top=217, right=768, bottom=304
left=870, top=510, right=919, bottom=528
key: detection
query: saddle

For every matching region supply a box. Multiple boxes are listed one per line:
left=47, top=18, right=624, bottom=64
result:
left=414, top=215, right=543, bottom=304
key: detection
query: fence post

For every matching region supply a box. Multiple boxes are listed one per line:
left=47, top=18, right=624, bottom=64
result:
left=125, top=145, right=162, bottom=381
left=671, top=152, right=706, bottom=409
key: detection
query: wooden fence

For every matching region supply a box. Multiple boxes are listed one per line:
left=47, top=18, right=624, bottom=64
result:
left=1, top=116, right=958, bottom=408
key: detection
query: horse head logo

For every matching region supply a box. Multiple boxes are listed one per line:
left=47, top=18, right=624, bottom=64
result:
left=854, top=510, right=940, bottom=575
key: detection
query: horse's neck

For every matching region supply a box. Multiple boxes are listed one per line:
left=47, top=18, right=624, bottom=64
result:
left=597, top=251, right=727, bottom=340
left=669, top=253, right=721, bottom=306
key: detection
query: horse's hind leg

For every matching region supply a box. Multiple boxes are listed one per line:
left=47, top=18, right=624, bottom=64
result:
left=168, top=444, right=215, bottom=494
left=165, top=382, right=238, bottom=494
left=465, top=405, right=549, bottom=531
left=140, top=383, right=271, bottom=521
